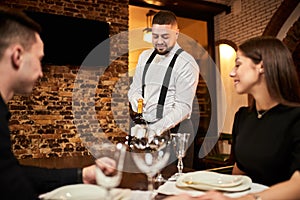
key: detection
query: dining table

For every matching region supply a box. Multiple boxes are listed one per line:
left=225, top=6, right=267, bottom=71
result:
left=117, top=153, right=268, bottom=200
left=29, top=152, right=269, bottom=200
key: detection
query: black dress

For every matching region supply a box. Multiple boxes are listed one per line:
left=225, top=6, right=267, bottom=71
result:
left=232, top=104, right=300, bottom=186
left=0, top=95, right=81, bottom=200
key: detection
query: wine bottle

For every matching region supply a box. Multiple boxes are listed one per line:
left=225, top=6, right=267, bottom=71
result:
left=130, top=98, right=149, bottom=150
left=133, top=98, right=146, bottom=125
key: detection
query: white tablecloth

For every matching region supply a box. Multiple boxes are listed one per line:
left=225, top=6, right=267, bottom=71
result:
left=39, top=181, right=269, bottom=200
left=130, top=181, right=269, bottom=199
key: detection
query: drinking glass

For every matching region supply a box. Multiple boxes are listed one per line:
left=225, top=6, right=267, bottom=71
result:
left=151, top=130, right=171, bottom=183
left=132, top=143, right=171, bottom=200
left=94, top=143, right=126, bottom=200
left=170, top=133, right=191, bottom=180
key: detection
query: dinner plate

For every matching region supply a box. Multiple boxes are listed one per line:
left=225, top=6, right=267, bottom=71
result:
left=176, top=171, right=252, bottom=192
left=157, top=181, right=267, bottom=197
left=39, top=184, right=131, bottom=200
left=179, top=171, right=243, bottom=187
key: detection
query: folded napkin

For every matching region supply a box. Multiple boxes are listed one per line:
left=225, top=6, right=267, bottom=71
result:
left=39, top=184, right=131, bottom=200
left=157, top=181, right=205, bottom=197
left=157, top=181, right=269, bottom=198
left=130, top=190, right=153, bottom=200
left=175, top=171, right=254, bottom=192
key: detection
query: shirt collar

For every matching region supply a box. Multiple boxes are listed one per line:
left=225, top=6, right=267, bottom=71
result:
left=0, top=93, right=11, bottom=121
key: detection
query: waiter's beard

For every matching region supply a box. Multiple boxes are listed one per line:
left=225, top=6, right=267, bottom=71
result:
left=156, top=45, right=174, bottom=55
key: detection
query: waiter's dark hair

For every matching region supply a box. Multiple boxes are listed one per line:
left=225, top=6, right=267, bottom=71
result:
left=152, top=10, right=178, bottom=28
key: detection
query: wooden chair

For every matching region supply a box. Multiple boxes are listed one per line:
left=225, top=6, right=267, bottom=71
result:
left=195, top=133, right=233, bottom=174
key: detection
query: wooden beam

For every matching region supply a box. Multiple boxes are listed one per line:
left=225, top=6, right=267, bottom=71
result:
left=129, top=0, right=231, bottom=21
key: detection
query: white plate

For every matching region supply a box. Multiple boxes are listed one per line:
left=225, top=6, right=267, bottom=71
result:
left=179, top=171, right=243, bottom=187
left=176, top=171, right=252, bottom=192
left=39, top=184, right=131, bottom=200
left=157, top=181, right=267, bottom=198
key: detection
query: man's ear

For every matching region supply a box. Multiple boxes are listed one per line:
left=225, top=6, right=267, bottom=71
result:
left=11, top=45, right=23, bottom=69
left=175, top=28, right=179, bottom=39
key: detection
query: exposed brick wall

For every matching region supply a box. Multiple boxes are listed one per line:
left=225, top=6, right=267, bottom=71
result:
left=0, top=0, right=129, bottom=159
left=283, top=17, right=300, bottom=80
left=214, top=0, right=283, bottom=45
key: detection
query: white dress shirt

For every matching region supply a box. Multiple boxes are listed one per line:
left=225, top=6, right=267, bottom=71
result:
left=128, top=43, right=199, bottom=134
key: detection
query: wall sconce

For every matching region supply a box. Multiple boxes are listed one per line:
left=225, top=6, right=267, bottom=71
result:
left=143, top=10, right=156, bottom=43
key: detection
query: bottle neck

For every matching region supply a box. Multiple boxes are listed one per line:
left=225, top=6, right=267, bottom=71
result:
left=137, top=99, right=143, bottom=114
left=134, top=99, right=146, bottom=125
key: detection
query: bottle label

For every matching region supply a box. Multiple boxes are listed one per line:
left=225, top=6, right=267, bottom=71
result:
left=137, top=99, right=143, bottom=114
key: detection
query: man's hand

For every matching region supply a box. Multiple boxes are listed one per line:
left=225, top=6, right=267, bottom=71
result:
left=82, top=157, right=117, bottom=184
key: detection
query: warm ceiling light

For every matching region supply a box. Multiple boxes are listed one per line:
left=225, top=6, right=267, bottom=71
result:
left=143, top=27, right=152, bottom=43
left=143, top=10, right=156, bottom=43
left=144, top=0, right=164, bottom=6
left=219, top=44, right=235, bottom=59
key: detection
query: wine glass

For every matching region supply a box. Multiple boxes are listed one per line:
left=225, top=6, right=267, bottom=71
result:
left=132, top=143, right=171, bottom=200
left=94, top=143, right=126, bottom=200
left=151, top=130, right=171, bottom=183
left=170, top=133, right=191, bottom=180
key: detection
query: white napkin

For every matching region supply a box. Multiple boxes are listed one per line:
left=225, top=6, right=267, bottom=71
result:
left=157, top=181, right=268, bottom=198
left=39, top=184, right=131, bottom=200
left=158, top=181, right=205, bottom=197
left=130, top=190, right=153, bottom=200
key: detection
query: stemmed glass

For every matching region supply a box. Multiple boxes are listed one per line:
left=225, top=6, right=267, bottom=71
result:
left=170, top=133, right=191, bottom=180
left=152, top=130, right=171, bottom=183
left=132, top=141, right=171, bottom=200
left=94, top=143, right=126, bottom=200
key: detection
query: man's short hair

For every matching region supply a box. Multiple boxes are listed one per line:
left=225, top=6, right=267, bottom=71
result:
left=0, top=7, right=41, bottom=59
left=152, top=10, right=178, bottom=28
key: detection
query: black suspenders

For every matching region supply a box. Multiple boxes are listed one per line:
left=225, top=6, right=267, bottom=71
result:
left=142, top=49, right=157, bottom=98
left=142, top=48, right=184, bottom=119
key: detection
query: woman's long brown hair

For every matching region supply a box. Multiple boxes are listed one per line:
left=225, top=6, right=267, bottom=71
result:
left=238, top=36, right=300, bottom=107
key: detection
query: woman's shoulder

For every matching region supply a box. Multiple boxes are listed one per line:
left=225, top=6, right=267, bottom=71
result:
left=236, top=106, right=251, bottom=114
left=236, top=104, right=300, bottom=114
left=277, top=104, right=300, bottom=115
left=233, top=106, right=252, bottom=120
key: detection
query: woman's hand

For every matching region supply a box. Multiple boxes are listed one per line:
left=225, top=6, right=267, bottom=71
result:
left=164, top=194, right=199, bottom=200
left=196, top=191, right=232, bottom=200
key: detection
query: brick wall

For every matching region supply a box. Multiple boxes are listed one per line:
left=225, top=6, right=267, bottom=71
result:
left=0, top=0, right=129, bottom=159
left=284, top=17, right=300, bottom=80
left=214, top=0, right=283, bottom=45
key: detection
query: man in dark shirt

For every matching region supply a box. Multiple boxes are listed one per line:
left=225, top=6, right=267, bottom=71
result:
left=0, top=7, right=106, bottom=199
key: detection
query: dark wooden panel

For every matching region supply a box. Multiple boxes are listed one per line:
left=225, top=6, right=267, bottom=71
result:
left=129, top=0, right=231, bottom=21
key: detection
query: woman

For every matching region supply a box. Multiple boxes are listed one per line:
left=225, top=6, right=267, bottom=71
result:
left=164, top=36, right=300, bottom=199
left=229, top=36, right=300, bottom=186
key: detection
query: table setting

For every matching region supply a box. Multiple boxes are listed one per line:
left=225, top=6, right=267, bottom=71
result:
left=38, top=125, right=268, bottom=200
left=156, top=171, right=268, bottom=198
left=38, top=171, right=268, bottom=200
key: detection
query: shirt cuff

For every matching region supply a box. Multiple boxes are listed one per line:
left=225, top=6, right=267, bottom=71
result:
left=77, top=168, right=83, bottom=183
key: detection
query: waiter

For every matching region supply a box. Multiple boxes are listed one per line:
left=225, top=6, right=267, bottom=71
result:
left=128, top=10, right=199, bottom=168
